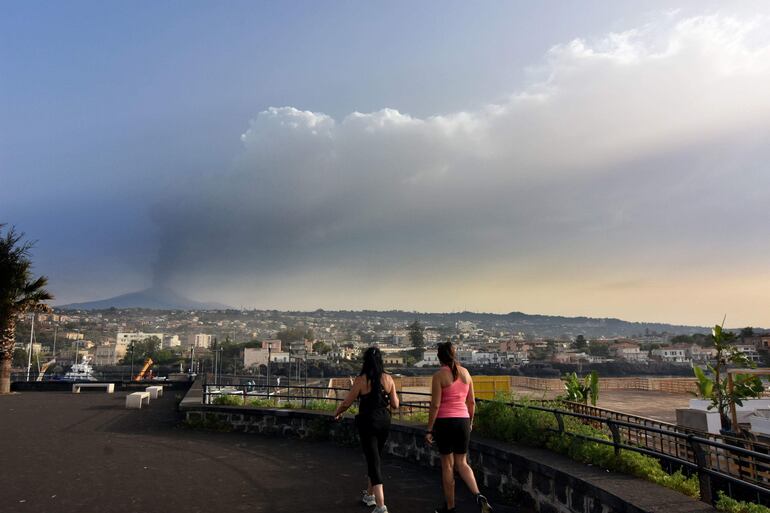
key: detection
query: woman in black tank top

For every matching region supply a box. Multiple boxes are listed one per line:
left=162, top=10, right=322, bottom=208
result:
left=334, top=347, right=400, bottom=513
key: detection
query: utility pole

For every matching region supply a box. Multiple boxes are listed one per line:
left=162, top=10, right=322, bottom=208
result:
left=130, top=342, right=135, bottom=379
left=266, top=345, right=271, bottom=399
left=26, top=313, right=35, bottom=381
left=52, top=323, right=58, bottom=359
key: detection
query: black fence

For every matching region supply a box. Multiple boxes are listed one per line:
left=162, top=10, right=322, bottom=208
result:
left=201, top=381, right=770, bottom=506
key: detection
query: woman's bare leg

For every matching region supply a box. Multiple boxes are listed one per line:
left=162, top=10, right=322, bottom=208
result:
left=453, top=453, right=480, bottom=495
left=440, top=454, right=456, bottom=509
left=373, top=484, right=384, bottom=507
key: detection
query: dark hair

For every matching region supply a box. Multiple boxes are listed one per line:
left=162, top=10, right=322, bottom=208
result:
left=360, top=346, right=384, bottom=388
left=437, top=341, right=459, bottom=381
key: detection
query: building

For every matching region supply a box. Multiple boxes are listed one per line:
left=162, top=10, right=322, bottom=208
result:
left=117, top=332, right=164, bottom=347
left=608, top=342, right=647, bottom=362
left=64, top=332, right=84, bottom=341
left=262, top=339, right=282, bottom=351
left=163, top=335, right=181, bottom=348
left=94, top=343, right=128, bottom=366
left=330, top=346, right=359, bottom=361
left=243, top=347, right=290, bottom=368
left=383, top=355, right=404, bottom=366
left=186, top=334, right=213, bottom=349
left=735, top=344, right=762, bottom=364
left=651, top=346, right=690, bottom=364
left=415, top=353, right=441, bottom=367
left=687, top=344, right=716, bottom=363
left=288, top=339, right=314, bottom=355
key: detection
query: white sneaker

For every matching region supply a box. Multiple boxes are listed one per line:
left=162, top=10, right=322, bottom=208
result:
left=361, top=490, right=376, bottom=507
left=371, top=506, right=388, bottom=513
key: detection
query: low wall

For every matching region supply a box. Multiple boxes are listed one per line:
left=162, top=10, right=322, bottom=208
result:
left=11, top=379, right=193, bottom=393
left=510, top=376, right=698, bottom=395
left=180, top=402, right=714, bottom=513
left=329, top=375, right=699, bottom=395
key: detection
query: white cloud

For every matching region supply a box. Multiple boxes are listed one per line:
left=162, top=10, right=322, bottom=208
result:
left=156, top=13, right=770, bottom=322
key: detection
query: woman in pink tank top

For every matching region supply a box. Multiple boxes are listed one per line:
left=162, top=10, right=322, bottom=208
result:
left=425, top=342, right=492, bottom=513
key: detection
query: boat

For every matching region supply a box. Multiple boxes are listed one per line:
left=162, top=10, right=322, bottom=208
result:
left=62, top=356, right=97, bottom=382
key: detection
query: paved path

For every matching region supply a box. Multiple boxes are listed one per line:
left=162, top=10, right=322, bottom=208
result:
left=1, top=391, right=520, bottom=513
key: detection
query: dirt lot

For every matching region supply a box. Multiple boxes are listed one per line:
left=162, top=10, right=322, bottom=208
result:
left=402, top=386, right=690, bottom=423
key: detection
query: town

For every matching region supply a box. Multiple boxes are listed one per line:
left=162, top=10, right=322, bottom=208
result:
left=11, top=308, right=769, bottom=381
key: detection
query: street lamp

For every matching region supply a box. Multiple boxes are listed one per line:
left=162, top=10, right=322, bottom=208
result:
left=129, top=342, right=135, bottom=379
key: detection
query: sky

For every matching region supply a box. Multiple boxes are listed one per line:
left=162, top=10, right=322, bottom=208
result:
left=3, top=1, right=770, bottom=327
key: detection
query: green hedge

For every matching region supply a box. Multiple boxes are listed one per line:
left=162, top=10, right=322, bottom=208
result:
left=474, top=398, right=699, bottom=499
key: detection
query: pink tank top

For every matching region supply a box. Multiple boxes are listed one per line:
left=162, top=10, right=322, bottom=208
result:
left=436, top=366, right=470, bottom=419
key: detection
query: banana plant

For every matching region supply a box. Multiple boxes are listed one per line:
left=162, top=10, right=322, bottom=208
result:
left=561, top=371, right=599, bottom=406
left=692, top=366, right=714, bottom=399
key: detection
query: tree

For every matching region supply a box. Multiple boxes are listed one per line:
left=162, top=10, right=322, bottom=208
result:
left=741, top=327, right=755, bottom=339
left=573, top=335, right=587, bottom=350
left=698, top=323, right=764, bottom=432
left=408, top=320, right=425, bottom=360
left=0, top=225, right=53, bottom=394
left=277, top=327, right=314, bottom=345
left=312, top=341, right=331, bottom=355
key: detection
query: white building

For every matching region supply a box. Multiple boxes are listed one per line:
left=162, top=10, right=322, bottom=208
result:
left=608, top=342, right=648, bottom=362
left=243, top=347, right=290, bottom=368
left=415, top=353, right=441, bottom=367
left=651, top=347, right=690, bottom=364
left=94, top=343, right=128, bottom=366
left=163, top=335, right=181, bottom=348
left=687, top=344, right=716, bottom=363
left=117, top=332, right=164, bottom=347
left=186, top=334, right=213, bottom=349
left=330, top=346, right=359, bottom=361
left=735, top=344, right=762, bottom=364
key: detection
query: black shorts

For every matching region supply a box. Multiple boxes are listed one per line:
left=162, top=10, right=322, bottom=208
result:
left=434, top=417, right=471, bottom=455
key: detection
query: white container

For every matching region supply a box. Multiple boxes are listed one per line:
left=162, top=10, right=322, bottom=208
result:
left=749, top=410, right=770, bottom=436
left=677, top=408, right=722, bottom=434
left=689, top=399, right=713, bottom=410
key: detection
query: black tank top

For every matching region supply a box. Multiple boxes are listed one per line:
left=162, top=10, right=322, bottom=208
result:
left=358, top=377, right=390, bottom=415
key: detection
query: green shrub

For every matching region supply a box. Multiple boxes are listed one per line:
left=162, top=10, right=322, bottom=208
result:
left=247, top=398, right=279, bottom=408
left=474, top=398, right=700, bottom=500
left=212, top=394, right=244, bottom=406
left=304, top=399, right=337, bottom=411
left=716, top=492, right=770, bottom=513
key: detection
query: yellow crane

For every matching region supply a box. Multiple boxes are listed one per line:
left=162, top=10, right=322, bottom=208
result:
left=133, top=358, right=154, bottom=381
left=36, top=358, right=56, bottom=382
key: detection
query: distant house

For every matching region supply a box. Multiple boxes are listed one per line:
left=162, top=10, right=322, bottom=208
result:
left=608, top=342, right=648, bottom=362
left=651, top=346, right=690, bottom=364
left=117, top=331, right=164, bottom=347
left=415, top=353, right=440, bottom=367
left=262, top=339, right=282, bottom=352
left=243, top=347, right=290, bottom=368
left=686, top=344, right=716, bottom=364
left=94, top=343, right=127, bottom=366
left=383, top=355, right=404, bottom=366
left=186, top=334, right=213, bottom=349
left=735, top=344, right=762, bottom=364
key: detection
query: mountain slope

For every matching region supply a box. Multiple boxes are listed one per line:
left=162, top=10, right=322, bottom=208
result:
left=58, top=287, right=230, bottom=310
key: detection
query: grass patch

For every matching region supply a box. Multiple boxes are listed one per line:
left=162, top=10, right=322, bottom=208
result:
left=716, top=492, right=770, bottom=513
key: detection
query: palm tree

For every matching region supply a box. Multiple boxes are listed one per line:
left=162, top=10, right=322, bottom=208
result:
left=0, top=225, right=53, bottom=394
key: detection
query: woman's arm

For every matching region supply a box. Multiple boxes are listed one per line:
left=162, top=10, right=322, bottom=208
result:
left=334, top=376, right=361, bottom=420
left=466, top=373, right=476, bottom=429
left=388, top=376, right=400, bottom=409
left=425, top=373, right=442, bottom=444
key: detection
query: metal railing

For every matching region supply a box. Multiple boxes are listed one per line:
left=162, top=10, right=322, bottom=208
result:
left=200, top=382, right=770, bottom=505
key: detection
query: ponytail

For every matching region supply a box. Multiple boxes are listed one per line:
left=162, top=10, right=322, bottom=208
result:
left=437, top=341, right=459, bottom=381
